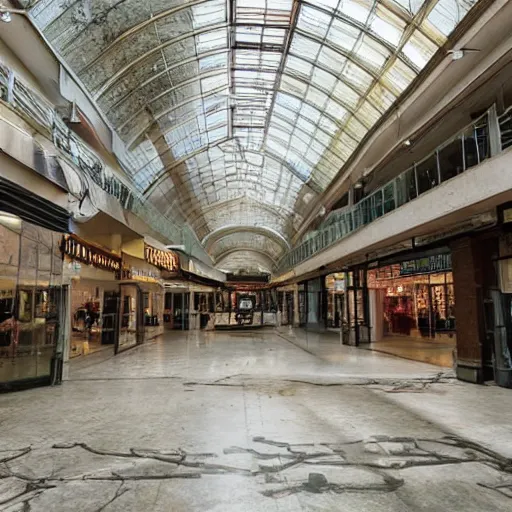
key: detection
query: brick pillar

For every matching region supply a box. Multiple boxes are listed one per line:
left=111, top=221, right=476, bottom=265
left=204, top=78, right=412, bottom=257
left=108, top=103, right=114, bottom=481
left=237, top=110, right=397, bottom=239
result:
left=450, top=237, right=485, bottom=383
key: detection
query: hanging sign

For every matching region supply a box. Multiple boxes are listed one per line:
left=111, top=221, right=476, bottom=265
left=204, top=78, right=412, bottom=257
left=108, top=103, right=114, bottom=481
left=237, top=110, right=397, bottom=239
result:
left=61, top=235, right=121, bottom=273
left=399, top=254, right=451, bottom=276
left=144, top=244, right=179, bottom=272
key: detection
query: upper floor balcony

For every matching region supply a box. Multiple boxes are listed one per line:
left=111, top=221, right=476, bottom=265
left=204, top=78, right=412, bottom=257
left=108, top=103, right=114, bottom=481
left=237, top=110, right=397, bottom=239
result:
left=276, top=103, right=512, bottom=275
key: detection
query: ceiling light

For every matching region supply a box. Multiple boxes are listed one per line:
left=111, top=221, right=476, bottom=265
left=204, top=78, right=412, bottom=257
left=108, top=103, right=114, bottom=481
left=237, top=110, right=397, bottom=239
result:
left=353, top=182, right=363, bottom=189
left=450, top=50, right=464, bottom=61
left=0, top=11, right=12, bottom=23
left=448, top=48, right=480, bottom=61
left=403, top=139, right=412, bottom=147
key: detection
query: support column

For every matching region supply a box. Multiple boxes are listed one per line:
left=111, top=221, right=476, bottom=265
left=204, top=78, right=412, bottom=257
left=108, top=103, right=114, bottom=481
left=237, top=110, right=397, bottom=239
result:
left=450, top=237, right=485, bottom=383
left=293, top=287, right=300, bottom=327
left=189, top=291, right=196, bottom=330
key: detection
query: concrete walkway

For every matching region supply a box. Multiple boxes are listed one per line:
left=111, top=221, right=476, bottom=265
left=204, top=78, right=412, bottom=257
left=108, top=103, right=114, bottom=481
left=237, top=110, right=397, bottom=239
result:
left=1, top=329, right=511, bottom=511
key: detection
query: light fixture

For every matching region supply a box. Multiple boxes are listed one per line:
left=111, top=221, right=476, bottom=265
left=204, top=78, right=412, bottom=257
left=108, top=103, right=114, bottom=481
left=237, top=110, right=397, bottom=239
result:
left=448, top=48, right=480, bottom=61
left=397, top=285, right=404, bottom=293
left=69, top=102, right=80, bottom=123
left=0, top=11, right=11, bottom=23
left=403, top=139, right=412, bottom=147
left=353, top=182, right=363, bottom=189
left=318, top=206, right=326, bottom=217
left=450, top=50, right=465, bottom=61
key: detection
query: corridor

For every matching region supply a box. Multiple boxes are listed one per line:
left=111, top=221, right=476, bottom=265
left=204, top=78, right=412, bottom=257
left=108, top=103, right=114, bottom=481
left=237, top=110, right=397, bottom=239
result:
left=1, top=330, right=512, bottom=511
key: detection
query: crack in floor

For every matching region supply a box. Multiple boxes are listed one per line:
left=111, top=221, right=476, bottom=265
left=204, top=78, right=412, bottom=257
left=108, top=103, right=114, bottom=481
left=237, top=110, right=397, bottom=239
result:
left=182, top=372, right=456, bottom=392
left=1, top=434, right=510, bottom=507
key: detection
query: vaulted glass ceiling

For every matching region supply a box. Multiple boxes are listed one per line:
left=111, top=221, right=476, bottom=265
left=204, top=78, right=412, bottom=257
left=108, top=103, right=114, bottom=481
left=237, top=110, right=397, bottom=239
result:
left=28, top=0, right=479, bottom=271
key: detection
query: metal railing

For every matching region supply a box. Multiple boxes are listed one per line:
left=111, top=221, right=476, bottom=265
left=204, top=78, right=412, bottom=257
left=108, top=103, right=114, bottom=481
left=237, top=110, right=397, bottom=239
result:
left=278, top=105, right=510, bottom=272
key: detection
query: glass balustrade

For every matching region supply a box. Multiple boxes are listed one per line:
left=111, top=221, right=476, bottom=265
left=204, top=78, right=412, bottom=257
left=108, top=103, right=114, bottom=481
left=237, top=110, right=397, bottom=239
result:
left=278, top=108, right=498, bottom=272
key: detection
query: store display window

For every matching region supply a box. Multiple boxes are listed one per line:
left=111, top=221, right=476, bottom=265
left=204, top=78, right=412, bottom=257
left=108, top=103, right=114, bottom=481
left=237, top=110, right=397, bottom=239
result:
left=118, top=284, right=139, bottom=351
left=368, top=259, right=455, bottom=341
left=0, top=213, right=64, bottom=387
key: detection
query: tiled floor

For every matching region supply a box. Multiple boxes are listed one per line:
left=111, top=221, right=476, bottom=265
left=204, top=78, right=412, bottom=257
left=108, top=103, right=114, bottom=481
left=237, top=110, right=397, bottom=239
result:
left=1, top=329, right=511, bottom=511
left=363, top=336, right=456, bottom=368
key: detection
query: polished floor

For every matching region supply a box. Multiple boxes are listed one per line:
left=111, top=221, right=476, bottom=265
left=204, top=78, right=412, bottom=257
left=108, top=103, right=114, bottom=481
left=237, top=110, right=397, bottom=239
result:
left=1, top=329, right=512, bottom=511
left=364, top=336, right=455, bottom=368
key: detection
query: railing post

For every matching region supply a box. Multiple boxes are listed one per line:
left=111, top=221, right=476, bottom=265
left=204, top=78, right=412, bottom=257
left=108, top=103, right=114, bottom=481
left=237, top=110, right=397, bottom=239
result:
left=413, top=163, right=419, bottom=197
left=435, top=150, right=441, bottom=185
left=488, top=103, right=501, bottom=156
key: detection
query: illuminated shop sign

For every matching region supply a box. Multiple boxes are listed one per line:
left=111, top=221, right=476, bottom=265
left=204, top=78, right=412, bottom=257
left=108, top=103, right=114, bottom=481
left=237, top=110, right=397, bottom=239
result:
left=144, top=244, right=179, bottom=272
left=61, top=235, right=121, bottom=273
left=120, top=267, right=161, bottom=283
left=399, top=254, right=451, bottom=276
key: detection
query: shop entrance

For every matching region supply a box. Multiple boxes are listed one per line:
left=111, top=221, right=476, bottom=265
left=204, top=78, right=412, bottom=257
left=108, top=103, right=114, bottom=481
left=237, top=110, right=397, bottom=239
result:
left=367, top=254, right=456, bottom=367
left=172, top=293, right=190, bottom=330
left=326, top=273, right=345, bottom=330
left=277, top=291, right=294, bottom=326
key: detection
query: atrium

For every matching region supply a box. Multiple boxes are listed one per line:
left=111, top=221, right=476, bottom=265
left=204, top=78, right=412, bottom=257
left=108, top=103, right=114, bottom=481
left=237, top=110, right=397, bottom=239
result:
left=1, top=0, right=512, bottom=510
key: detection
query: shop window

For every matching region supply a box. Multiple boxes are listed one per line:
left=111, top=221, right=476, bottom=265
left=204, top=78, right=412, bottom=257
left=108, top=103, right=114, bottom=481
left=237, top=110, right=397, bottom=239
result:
left=17, top=290, right=33, bottom=324
left=0, top=293, right=14, bottom=349
left=438, top=138, right=463, bottom=182
left=415, top=154, right=439, bottom=195
left=499, top=259, right=512, bottom=293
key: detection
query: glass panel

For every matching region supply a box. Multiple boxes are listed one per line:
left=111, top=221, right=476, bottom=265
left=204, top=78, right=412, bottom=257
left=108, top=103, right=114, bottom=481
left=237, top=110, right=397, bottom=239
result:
left=383, top=181, right=395, bottom=213
left=118, top=285, right=138, bottom=351
left=396, top=167, right=417, bottom=206
left=438, top=138, right=463, bottom=182
left=475, top=117, right=490, bottom=164
left=416, top=154, right=439, bottom=195
left=462, top=123, right=481, bottom=170
left=371, top=191, right=384, bottom=220
left=0, top=220, right=62, bottom=386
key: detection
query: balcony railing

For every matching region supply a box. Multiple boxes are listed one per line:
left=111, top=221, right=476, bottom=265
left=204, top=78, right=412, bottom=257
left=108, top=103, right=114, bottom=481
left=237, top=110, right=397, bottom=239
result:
left=278, top=105, right=509, bottom=272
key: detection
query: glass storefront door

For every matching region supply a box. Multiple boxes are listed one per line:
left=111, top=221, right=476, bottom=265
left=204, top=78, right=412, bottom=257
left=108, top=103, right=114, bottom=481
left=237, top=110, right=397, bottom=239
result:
left=0, top=214, right=64, bottom=388
left=117, top=284, right=140, bottom=352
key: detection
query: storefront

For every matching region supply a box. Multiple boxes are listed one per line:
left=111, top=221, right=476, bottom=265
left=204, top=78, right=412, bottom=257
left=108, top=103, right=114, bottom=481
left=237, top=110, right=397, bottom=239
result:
left=214, top=284, right=277, bottom=328
left=0, top=179, right=70, bottom=390
left=164, top=284, right=215, bottom=331
left=276, top=285, right=296, bottom=326
left=298, top=278, right=327, bottom=331
left=164, top=286, right=190, bottom=330
left=367, top=253, right=456, bottom=344
left=326, top=273, right=345, bottom=330
left=61, top=234, right=121, bottom=358
left=118, top=253, right=165, bottom=352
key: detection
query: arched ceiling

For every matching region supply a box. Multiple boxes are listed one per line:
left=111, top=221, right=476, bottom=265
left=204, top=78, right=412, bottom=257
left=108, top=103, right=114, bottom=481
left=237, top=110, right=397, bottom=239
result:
left=27, top=0, right=479, bottom=271
left=216, top=249, right=275, bottom=273
left=210, top=232, right=285, bottom=262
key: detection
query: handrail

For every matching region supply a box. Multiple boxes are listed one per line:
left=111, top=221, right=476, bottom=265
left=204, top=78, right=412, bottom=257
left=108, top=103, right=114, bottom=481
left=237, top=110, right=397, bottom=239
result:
left=277, top=105, right=503, bottom=272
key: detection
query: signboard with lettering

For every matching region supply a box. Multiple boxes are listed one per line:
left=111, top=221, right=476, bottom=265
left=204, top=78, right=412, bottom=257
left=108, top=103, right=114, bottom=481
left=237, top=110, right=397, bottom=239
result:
left=144, top=244, right=179, bottom=272
left=121, top=253, right=163, bottom=285
left=61, top=235, right=121, bottom=274
left=399, top=254, right=451, bottom=276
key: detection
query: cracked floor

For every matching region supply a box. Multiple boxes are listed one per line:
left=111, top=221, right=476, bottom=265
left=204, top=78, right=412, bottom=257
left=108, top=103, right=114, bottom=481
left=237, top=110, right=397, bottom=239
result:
left=1, top=329, right=512, bottom=511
